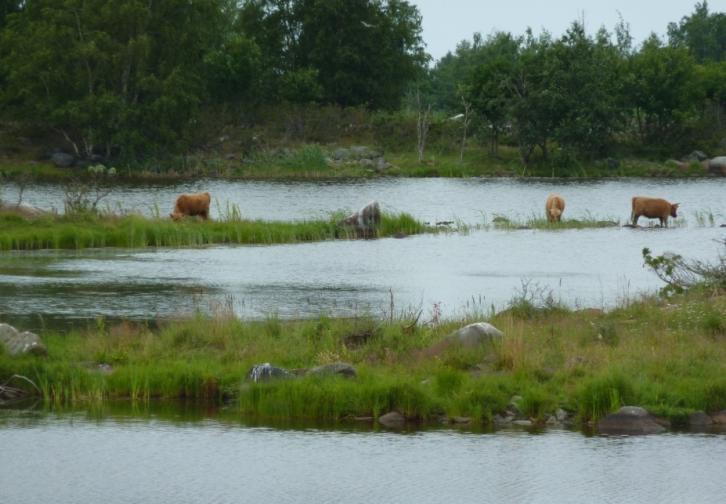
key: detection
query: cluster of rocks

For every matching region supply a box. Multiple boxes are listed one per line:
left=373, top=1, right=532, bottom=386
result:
left=327, top=146, right=392, bottom=172
left=246, top=362, right=357, bottom=383
left=675, top=150, right=726, bottom=176
left=597, top=406, right=726, bottom=435
left=0, top=323, right=47, bottom=357
left=492, top=396, right=574, bottom=429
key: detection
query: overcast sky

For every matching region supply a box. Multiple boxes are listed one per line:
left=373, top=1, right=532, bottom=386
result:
left=411, top=0, right=725, bottom=61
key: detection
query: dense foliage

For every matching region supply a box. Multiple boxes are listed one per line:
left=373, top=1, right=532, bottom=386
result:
left=426, top=2, right=726, bottom=163
left=0, top=1, right=725, bottom=167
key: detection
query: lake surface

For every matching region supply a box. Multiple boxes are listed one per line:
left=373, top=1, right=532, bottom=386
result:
left=1, top=178, right=725, bottom=327
left=3, top=177, right=726, bottom=224
left=0, top=408, right=724, bottom=504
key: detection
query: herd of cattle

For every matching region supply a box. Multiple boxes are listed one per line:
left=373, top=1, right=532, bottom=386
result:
left=170, top=191, right=681, bottom=228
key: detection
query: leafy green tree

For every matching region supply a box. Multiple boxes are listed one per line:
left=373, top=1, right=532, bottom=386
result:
left=627, top=35, right=702, bottom=152
left=238, top=0, right=426, bottom=108
left=464, top=32, right=519, bottom=154
left=668, top=1, right=726, bottom=62
left=548, top=24, right=627, bottom=158
left=1, top=0, right=227, bottom=161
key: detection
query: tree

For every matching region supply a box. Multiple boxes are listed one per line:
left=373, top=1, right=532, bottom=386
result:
left=238, top=0, right=427, bottom=108
left=627, top=35, right=702, bottom=152
left=1, top=0, right=228, bottom=161
left=668, top=1, right=726, bottom=62
left=464, top=32, right=519, bottom=154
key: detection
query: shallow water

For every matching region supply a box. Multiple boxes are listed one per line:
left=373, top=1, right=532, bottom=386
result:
left=4, top=177, right=726, bottom=224
left=0, top=409, right=724, bottom=504
left=1, top=178, right=725, bottom=327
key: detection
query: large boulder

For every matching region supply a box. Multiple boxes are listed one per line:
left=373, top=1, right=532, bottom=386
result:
left=708, top=156, right=726, bottom=176
left=51, top=152, right=75, bottom=168
left=0, top=323, right=47, bottom=357
left=688, top=411, right=713, bottom=428
left=340, top=201, right=381, bottom=236
left=246, top=363, right=292, bottom=383
left=597, top=406, right=666, bottom=435
left=444, top=322, right=504, bottom=347
left=308, top=362, right=357, bottom=378
left=711, top=410, right=726, bottom=424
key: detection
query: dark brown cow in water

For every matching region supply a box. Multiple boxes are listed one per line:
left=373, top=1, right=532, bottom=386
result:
left=170, top=192, right=211, bottom=220
left=631, top=196, right=679, bottom=227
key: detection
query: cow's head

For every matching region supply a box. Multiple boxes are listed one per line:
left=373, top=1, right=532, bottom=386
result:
left=670, top=203, right=680, bottom=218
left=170, top=212, right=183, bottom=221
left=549, top=207, right=562, bottom=220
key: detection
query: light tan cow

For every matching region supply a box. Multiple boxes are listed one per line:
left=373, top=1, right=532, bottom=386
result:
left=631, top=196, right=679, bottom=227
left=545, top=194, right=566, bottom=222
left=170, top=192, right=211, bottom=220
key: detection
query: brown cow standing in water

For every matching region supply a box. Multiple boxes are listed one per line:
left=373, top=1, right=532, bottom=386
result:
left=170, top=192, right=211, bottom=220
left=545, top=194, right=566, bottom=222
left=631, top=196, right=679, bottom=227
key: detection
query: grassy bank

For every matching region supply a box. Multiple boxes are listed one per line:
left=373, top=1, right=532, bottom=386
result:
left=0, top=145, right=712, bottom=182
left=0, top=211, right=428, bottom=251
left=1, top=288, right=723, bottom=426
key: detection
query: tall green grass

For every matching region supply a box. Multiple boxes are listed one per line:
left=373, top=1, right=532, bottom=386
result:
left=1, top=288, right=724, bottom=425
left=0, top=211, right=430, bottom=250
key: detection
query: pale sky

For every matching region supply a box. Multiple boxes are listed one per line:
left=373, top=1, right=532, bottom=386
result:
left=411, top=0, right=726, bottom=61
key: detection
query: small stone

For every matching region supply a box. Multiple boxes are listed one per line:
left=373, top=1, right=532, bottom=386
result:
left=308, top=362, right=357, bottom=378
left=597, top=406, right=666, bottom=435
left=246, top=363, right=292, bottom=383
left=450, top=416, right=471, bottom=424
left=688, top=411, right=713, bottom=427
left=378, top=411, right=406, bottom=429
left=512, top=420, right=533, bottom=427
left=51, top=152, right=75, bottom=168
left=555, top=408, right=569, bottom=422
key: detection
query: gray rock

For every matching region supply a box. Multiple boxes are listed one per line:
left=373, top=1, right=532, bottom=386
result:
left=332, top=148, right=351, bottom=161
left=358, top=158, right=375, bottom=168
left=0, top=323, right=47, bottom=357
left=308, top=362, right=357, bottom=378
left=711, top=410, right=726, bottom=424
left=246, top=363, right=292, bottom=383
left=340, top=201, right=381, bottom=235
left=51, top=152, right=75, bottom=168
left=607, top=157, right=620, bottom=169
left=445, top=322, right=504, bottom=347
left=512, top=419, right=533, bottom=427
left=349, top=146, right=381, bottom=160
left=450, top=416, right=471, bottom=424
left=493, top=413, right=515, bottom=426
left=688, top=411, right=713, bottom=427
left=375, top=158, right=391, bottom=171
left=708, top=156, right=726, bottom=176
left=378, top=411, right=406, bottom=428
left=683, top=150, right=708, bottom=162
left=597, top=406, right=666, bottom=435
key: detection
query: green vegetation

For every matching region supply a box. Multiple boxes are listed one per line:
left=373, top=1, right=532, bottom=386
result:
left=1, top=288, right=724, bottom=426
left=490, top=214, right=620, bottom=230
left=0, top=211, right=428, bottom=251
left=1, top=2, right=725, bottom=177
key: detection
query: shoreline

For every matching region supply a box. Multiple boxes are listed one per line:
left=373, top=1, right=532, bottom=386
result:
left=1, top=288, right=723, bottom=432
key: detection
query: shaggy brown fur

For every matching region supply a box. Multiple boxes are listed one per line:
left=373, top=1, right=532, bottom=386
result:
left=170, top=192, right=211, bottom=220
left=545, top=194, right=566, bottom=222
left=631, top=196, right=679, bottom=227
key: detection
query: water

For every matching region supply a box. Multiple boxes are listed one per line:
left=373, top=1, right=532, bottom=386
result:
left=3, top=177, right=725, bottom=224
left=0, top=409, right=724, bottom=504
left=1, top=178, right=725, bottom=327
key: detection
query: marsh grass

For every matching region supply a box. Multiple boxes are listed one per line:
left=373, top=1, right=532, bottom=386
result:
left=1, top=288, right=724, bottom=425
left=490, top=212, right=620, bottom=230
left=0, top=211, right=431, bottom=250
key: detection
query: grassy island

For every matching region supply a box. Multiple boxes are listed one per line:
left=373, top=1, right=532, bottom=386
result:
left=0, top=211, right=428, bottom=251
left=1, top=287, right=723, bottom=428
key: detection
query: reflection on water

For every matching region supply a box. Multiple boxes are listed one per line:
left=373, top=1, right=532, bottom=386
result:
left=1, top=178, right=725, bottom=328
left=0, top=406, right=724, bottom=504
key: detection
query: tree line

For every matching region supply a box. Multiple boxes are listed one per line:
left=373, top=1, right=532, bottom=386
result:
left=0, top=1, right=724, bottom=165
